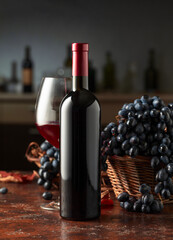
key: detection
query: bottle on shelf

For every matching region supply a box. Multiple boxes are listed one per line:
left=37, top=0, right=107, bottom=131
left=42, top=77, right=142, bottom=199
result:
left=89, top=60, right=97, bottom=92
left=102, top=51, right=117, bottom=91
left=22, top=46, right=33, bottom=93
left=7, top=61, right=21, bottom=93
left=145, top=49, right=158, bottom=92
left=122, top=62, right=137, bottom=93
left=63, top=44, right=72, bottom=77
left=60, top=43, right=101, bottom=220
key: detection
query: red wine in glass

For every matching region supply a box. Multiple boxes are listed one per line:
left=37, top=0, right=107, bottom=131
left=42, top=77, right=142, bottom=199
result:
left=35, top=77, right=71, bottom=211
left=36, top=122, right=60, bottom=149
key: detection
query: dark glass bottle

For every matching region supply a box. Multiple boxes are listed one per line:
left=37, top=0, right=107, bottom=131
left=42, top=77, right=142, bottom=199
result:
left=63, top=45, right=72, bottom=77
left=22, top=46, right=33, bottom=93
left=7, top=61, right=18, bottom=93
left=102, top=51, right=117, bottom=90
left=145, top=49, right=158, bottom=92
left=60, top=43, right=101, bottom=220
left=89, top=60, right=96, bottom=92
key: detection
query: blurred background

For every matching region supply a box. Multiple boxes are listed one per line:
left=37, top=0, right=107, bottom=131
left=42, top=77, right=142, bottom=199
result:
left=0, top=0, right=173, bottom=170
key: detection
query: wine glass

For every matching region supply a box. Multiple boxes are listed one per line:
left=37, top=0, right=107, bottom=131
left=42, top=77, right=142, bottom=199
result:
left=35, top=77, right=71, bottom=210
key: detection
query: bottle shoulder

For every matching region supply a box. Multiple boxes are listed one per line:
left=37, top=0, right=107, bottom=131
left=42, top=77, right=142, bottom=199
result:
left=60, top=89, right=100, bottom=109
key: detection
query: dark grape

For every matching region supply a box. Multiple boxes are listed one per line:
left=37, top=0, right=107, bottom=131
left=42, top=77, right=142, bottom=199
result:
left=134, top=103, right=143, bottom=111
left=120, top=202, right=124, bottom=208
left=117, top=192, right=129, bottom=202
left=46, top=147, right=55, bottom=157
left=166, top=163, right=173, bottom=176
left=152, top=99, right=161, bottom=109
left=154, top=182, right=163, bottom=194
left=160, top=155, right=169, bottom=165
left=118, top=123, right=127, bottom=135
left=158, top=144, right=168, bottom=155
left=42, top=161, right=52, bottom=170
left=143, top=194, right=154, bottom=206
left=40, top=141, right=51, bottom=151
left=150, top=109, right=160, bottom=118
left=141, top=95, right=149, bottom=103
left=44, top=180, right=52, bottom=190
left=151, top=156, right=160, bottom=168
left=129, top=146, right=139, bottom=157
left=118, top=109, right=128, bottom=118
left=139, top=133, right=146, bottom=141
left=0, top=187, right=8, bottom=194
left=135, top=123, right=144, bottom=134
left=43, top=171, right=51, bottom=180
left=163, top=178, right=173, bottom=189
left=101, top=162, right=108, bottom=171
left=143, top=122, right=151, bottom=132
left=150, top=200, right=161, bottom=213
left=157, top=168, right=168, bottom=182
left=124, top=201, right=133, bottom=211
left=129, top=196, right=137, bottom=204
left=42, top=192, right=53, bottom=200
left=113, top=148, right=122, bottom=156
left=128, top=111, right=135, bottom=118
left=129, top=136, right=139, bottom=146
left=38, top=168, right=45, bottom=178
left=139, top=184, right=151, bottom=194
left=157, top=122, right=166, bottom=132
left=117, top=134, right=124, bottom=143
left=54, top=150, right=60, bottom=160
left=126, top=117, right=137, bottom=128
left=133, top=199, right=142, bottom=212
left=37, top=178, right=45, bottom=186
left=161, top=188, right=171, bottom=199
left=121, top=140, right=130, bottom=151
left=162, top=137, right=171, bottom=146
left=154, top=132, right=163, bottom=141
left=52, top=159, right=59, bottom=170
left=134, top=99, right=142, bottom=104
left=150, top=145, right=158, bottom=156
left=141, top=204, right=150, bottom=213
left=40, top=155, right=49, bottom=165
left=109, top=137, right=118, bottom=149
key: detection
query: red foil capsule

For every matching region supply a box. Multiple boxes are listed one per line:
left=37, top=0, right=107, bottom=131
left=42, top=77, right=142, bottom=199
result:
left=72, top=43, right=89, bottom=77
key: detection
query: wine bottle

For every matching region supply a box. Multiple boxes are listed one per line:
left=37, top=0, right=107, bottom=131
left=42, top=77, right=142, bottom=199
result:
left=102, top=51, right=117, bottom=90
left=60, top=43, right=101, bottom=220
left=145, top=49, right=158, bottom=92
left=7, top=61, right=18, bottom=93
left=22, top=46, right=33, bottom=93
left=63, top=44, right=72, bottom=77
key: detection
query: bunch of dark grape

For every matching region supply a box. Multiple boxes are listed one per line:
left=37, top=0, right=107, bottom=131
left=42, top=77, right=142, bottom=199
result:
left=37, top=140, right=60, bottom=200
left=117, top=184, right=163, bottom=214
left=101, top=95, right=173, bottom=200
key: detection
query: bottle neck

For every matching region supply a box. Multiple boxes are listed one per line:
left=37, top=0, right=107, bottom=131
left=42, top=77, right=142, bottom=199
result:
left=72, top=44, right=88, bottom=91
left=72, top=76, right=88, bottom=91
left=25, top=47, right=30, bottom=60
left=11, top=62, right=17, bottom=82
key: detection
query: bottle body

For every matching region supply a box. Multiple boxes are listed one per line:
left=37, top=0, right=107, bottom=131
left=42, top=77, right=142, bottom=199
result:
left=60, top=43, right=101, bottom=220
left=22, top=46, right=33, bottom=93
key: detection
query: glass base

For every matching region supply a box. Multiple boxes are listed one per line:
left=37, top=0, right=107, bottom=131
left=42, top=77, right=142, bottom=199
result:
left=40, top=200, right=60, bottom=211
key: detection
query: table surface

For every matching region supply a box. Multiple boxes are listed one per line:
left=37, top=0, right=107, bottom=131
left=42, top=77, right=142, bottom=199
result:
left=0, top=179, right=173, bottom=240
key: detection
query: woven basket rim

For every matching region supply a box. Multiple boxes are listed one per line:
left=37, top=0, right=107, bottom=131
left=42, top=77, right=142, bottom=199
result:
left=109, top=155, right=151, bottom=163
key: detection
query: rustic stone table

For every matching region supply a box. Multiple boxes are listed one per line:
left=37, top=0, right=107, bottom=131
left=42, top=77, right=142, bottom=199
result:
left=0, top=178, right=173, bottom=240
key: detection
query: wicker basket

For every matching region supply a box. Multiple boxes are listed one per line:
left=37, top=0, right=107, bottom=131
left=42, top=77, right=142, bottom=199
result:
left=106, top=155, right=173, bottom=204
